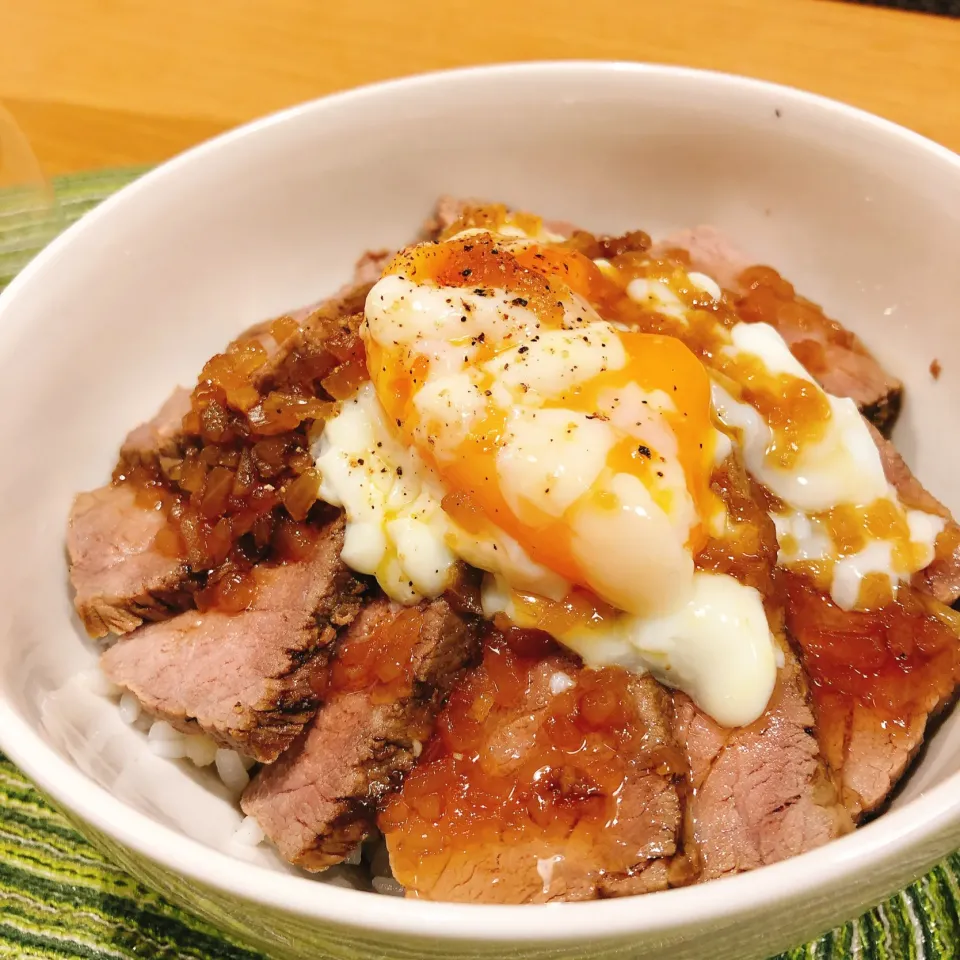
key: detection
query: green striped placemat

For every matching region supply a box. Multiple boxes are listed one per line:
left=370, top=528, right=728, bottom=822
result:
left=2, top=168, right=959, bottom=960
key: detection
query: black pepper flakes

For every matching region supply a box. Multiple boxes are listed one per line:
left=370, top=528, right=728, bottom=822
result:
left=637, top=445, right=652, bottom=458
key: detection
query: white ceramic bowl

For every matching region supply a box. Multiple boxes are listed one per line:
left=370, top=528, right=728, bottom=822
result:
left=1, top=62, right=960, bottom=960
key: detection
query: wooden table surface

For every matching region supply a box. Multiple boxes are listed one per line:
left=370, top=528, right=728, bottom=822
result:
left=0, top=0, right=958, bottom=179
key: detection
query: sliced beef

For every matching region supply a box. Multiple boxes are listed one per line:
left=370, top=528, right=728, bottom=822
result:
left=674, top=645, right=851, bottom=880
left=67, top=249, right=391, bottom=641
left=785, top=574, right=960, bottom=819
left=682, top=457, right=851, bottom=879
left=101, top=516, right=364, bottom=762
left=67, top=484, right=193, bottom=639
left=119, top=387, right=192, bottom=465
left=68, top=384, right=197, bottom=639
left=241, top=596, right=479, bottom=870
left=347, top=249, right=392, bottom=288
left=866, top=421, right=960, bottom=605
left=659, top=226, right=903, bottom=435
left=425, top=195, right=467, bottom=237
left=381, top=636, right=684, bottom=903
left=66, top=332, right=301, bottom=640
left=242, top=249, right=390, bottom=388
left=290, top=249, right=390, bottom=340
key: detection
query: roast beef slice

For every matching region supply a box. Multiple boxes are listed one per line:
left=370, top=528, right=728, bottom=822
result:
left=67, top=484, right=192, bottom=639
left=241, top=596, right=478, bottom=870
left=785, top=573, right=960, bottom=820
left=68, top=248, right=391, bottom=641
left=867, top=421, right=960, bottom=605
left=811, top=692, right=932, bottom=821
left=119, top=386, right=192, bottom=465
left=659, top=225, right=902, bottom=435
left=674, top=644, right=852, bottom=881
left=238, top=252, right=389, bottom=392
left=68, top=380, right=196, bottom=639
left=100, top=517, right=364, bottom=762
left=387, top=663, right=683, bottom=904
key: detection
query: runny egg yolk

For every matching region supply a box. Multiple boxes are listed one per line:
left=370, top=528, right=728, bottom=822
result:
left=362, top=234, right=719, bottom=616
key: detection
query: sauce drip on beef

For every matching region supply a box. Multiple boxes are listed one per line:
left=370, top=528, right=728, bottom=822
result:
left=379, top=626, right=684, bottom=899
left=112, top=310, right=367, bottom=611
left=786, top=575, right=960, bottom=727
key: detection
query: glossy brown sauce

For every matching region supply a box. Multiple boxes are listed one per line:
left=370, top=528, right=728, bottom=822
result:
left=785, top=573, right=960, bottom=727
left=379, top=626, right=681, bottom=897
left=735, top=265, right=859, bottom=374
left=694, top=458, right=780, bottom=600
left=114, top=310, right=366, bottom=611
left=312, top=606, right=430, bottom=706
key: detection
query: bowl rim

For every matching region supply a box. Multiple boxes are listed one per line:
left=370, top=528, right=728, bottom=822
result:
left=2, top=59, right=959, bottom=944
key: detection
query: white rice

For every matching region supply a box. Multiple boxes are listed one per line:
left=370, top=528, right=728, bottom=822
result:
left=142, top=717, right=245, bottom=781
left=147, top=720, right=188, bottom=759
left=230, top=815, right=265, bottom=847
left=147, top=719, right=183, bottom=742
left=148, top=738, right=188, bottom=760
left=118, top=692, right=141, bottom=724
left=323, top=867, right=372, bottom=890
left=79, top=668, right=122, bottom=698
left=215, top=748, right=251, bottom=794
left=184, top=734, right=218, bottom=767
